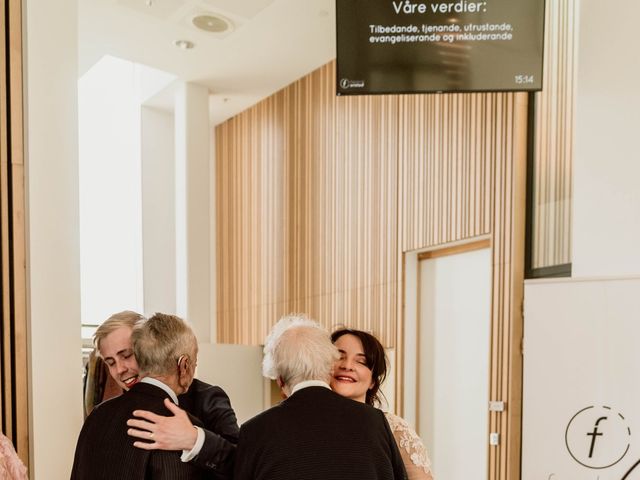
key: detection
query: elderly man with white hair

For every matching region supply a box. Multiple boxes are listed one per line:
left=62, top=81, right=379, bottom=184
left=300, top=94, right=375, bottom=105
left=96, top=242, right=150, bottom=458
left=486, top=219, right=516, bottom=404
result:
left=234, top=314, right=407, bottom=480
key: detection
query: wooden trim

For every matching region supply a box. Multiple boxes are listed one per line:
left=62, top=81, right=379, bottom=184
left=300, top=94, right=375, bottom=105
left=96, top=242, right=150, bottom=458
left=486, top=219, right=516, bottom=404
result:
left=1, top=0, right=9, bottom=435
left=504, top=92, right=528, bottom=480
left=9, top=0, right=28, bottom=460
left=1, top=0, right=29, bottom=466
left=417, top=238, right=491, bottom=261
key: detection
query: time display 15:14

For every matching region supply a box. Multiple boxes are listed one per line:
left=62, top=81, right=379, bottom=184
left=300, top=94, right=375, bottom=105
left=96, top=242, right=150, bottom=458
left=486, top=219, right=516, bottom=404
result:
left=515, top=74, right=535, bottom=84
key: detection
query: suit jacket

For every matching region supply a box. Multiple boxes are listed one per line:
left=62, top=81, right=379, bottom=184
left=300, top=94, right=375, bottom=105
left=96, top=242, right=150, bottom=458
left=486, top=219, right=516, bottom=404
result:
left=234, top=386, right=407, bottom=480
left=178, top=378, right=239, bottom=477
left=71, top=382, right=206, bottom=480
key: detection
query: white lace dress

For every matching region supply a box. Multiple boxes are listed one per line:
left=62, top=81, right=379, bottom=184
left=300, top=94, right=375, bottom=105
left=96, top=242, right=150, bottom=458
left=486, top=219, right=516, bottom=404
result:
left=385, top=412, right=434, bottom=480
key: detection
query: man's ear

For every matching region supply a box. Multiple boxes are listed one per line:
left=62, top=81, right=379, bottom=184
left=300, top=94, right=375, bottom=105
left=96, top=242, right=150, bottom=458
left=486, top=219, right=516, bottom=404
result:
left=276, top=377, right=288, bottom=399
left=177, top=355, right=190, bottom=377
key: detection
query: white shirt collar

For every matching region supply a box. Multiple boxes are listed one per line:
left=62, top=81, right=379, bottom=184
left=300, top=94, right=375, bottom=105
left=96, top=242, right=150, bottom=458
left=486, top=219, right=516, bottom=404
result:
left=140, top=377, right=179, bottom=405
left=290, top=379, right=331, bottom=396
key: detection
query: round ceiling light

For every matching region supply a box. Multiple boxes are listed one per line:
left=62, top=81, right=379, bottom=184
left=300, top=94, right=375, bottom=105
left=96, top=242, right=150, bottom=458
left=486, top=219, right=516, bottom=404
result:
left=174, top=39, right=195, bottom=50
left=192, top=14, right=231, bottom=34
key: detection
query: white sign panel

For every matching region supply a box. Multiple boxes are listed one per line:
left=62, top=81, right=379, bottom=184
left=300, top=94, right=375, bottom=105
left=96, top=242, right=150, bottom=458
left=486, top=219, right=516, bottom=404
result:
left=523, top=277, right=640, bottom=480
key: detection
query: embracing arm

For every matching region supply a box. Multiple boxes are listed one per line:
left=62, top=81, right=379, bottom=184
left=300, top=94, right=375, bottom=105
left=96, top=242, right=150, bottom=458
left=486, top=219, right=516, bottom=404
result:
left=127, top=389, right=239, bottom=477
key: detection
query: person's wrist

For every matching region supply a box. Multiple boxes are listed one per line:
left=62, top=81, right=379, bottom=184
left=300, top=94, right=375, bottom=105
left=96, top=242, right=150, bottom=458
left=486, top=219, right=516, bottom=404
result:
left=183, top=425, right=198, bottom=450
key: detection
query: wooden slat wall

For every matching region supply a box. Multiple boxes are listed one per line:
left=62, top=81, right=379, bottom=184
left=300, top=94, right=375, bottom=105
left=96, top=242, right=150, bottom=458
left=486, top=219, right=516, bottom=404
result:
left=289, top=71, right=399, bottom=343
left=532, top=0, right=577, bottom=268
left=216, top=63, right=400, bottom=344
left=399, top=93, right=494, bottom=251
left=399, top=92, right=528, bottom=480
left=1, top=0, right=29, bottom=466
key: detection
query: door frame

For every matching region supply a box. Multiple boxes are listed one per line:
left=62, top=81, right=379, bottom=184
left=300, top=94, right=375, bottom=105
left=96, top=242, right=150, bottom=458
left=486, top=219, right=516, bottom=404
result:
left=402, top=236, right=492, bottom=428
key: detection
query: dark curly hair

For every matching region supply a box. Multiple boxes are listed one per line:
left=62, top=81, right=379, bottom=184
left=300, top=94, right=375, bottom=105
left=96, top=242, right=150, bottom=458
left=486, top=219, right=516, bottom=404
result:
left=330, top=328, right=388, bottom=407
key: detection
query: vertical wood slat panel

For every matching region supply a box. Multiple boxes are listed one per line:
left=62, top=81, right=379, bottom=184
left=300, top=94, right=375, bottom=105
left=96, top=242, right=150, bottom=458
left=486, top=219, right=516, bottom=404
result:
left=400, top=92, right=495, bottom=254
left=216, top=62, right=399, bottom=345
left=533, top=0, right=577, bottom=268
left=1, top=0, right=29, bottom=466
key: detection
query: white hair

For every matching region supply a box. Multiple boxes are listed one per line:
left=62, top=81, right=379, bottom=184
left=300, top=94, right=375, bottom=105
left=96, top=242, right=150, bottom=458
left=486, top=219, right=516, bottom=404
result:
left=262, top=314, right=339, bottom=390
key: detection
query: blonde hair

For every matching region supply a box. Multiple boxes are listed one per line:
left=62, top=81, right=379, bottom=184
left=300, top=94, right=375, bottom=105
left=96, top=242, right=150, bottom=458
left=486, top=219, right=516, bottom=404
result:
left=262, top=314, right=339, bottom=389
left=132, top=313, right=197, bottom=377
left=94, top=310, right=146, bottom=353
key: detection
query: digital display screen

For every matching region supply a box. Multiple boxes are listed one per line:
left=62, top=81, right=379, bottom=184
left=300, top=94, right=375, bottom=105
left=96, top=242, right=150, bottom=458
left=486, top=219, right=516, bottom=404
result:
left=336, top=0, right=546, bottom=95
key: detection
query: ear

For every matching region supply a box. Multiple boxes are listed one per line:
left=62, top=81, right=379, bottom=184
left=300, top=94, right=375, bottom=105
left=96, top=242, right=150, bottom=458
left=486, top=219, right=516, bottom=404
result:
left=177, top=355, right=190, bottom=377
left=276, top=377, right=290, bottom=399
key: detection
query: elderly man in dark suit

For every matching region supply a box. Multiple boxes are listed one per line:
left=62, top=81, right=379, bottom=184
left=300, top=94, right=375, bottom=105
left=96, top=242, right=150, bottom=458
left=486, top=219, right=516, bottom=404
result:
left=234, top=314, right=407, bottom=480
left=71, top=313, right=207, bottom=480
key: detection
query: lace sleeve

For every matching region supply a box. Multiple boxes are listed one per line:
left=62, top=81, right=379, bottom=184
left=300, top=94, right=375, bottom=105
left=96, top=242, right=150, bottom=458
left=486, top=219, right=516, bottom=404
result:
left=0, top=433, right=28, bottom=480
left=385, top=412, right=434, bottom=479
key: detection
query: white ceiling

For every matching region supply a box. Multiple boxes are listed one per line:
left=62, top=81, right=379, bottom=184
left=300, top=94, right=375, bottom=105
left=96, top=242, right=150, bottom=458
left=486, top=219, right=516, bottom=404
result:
left=79, top=0, right=336, bottom=125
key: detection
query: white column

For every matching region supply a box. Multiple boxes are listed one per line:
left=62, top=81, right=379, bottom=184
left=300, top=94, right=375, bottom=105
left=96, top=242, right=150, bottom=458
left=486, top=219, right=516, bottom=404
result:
left=25, top=0, right=83, bottom=477
left=141, top=106, right=177, bottom=315
left=174, top=83, right=213, bottom=342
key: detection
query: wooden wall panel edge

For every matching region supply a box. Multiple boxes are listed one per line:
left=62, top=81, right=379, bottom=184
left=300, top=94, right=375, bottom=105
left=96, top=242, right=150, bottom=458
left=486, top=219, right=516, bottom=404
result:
left=503, top=93, right=528, bottom=480
left=417, top=237, right=490, bottom=261
left=9, top=0, right=29, bottom=464
left=395, top=244, right=405, bottom=417
left=1, top=0, right=9, bottom=434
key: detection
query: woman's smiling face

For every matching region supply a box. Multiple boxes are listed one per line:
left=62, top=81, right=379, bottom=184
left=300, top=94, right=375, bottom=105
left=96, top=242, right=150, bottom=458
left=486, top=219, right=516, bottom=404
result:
left=330, top=334, right=373, bottom=403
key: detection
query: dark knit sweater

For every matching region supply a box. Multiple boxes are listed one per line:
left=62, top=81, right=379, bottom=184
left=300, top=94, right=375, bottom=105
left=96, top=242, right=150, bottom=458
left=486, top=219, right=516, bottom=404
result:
left=234, top=386, right=407, bottom=480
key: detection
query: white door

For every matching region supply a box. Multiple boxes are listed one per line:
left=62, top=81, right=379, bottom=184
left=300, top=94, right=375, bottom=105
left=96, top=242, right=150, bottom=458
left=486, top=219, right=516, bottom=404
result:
left=417, top=247, right=492, bottom=480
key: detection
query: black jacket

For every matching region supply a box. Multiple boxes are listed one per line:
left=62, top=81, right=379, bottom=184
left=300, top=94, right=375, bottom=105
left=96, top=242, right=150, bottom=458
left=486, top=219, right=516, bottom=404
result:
left=178, top=378, right=239, bottom=477
left=234, top=386, right=407, bottom=480
left=71, top=382, right=206, bottom=480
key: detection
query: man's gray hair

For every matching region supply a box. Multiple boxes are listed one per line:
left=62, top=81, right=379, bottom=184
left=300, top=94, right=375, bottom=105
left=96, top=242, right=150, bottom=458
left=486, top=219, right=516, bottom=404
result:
left=132, top=313, right=197, bottom=377
left=262, top=314, right=339, bottom=388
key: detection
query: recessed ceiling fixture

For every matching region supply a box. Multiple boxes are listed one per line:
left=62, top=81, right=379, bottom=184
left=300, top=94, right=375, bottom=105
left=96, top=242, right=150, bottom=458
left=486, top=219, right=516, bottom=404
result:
left=174, top=39, right=195, bottom=50
left=192, top=14, right=232, bottom=34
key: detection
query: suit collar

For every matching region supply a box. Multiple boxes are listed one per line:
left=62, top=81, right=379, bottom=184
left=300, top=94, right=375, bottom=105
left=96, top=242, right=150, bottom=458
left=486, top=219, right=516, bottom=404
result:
left=138, top=377, right=179, bottom=404
left=290, top=380, right=331, bottom=396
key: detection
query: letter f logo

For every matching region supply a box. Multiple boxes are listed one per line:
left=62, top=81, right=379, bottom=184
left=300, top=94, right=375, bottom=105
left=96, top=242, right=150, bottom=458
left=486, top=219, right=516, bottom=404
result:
left=587, top=416, right=608, bottom=458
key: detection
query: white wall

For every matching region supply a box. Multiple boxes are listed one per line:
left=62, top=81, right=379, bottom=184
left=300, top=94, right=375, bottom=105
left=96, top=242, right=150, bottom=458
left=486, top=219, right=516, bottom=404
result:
left=523, top=278, right=640, bottom=479
left=572, top=0, right=640, bottom=277
left=196, top=344, right=265, bottom=425
left=24, top=0, right=83, bottom=477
